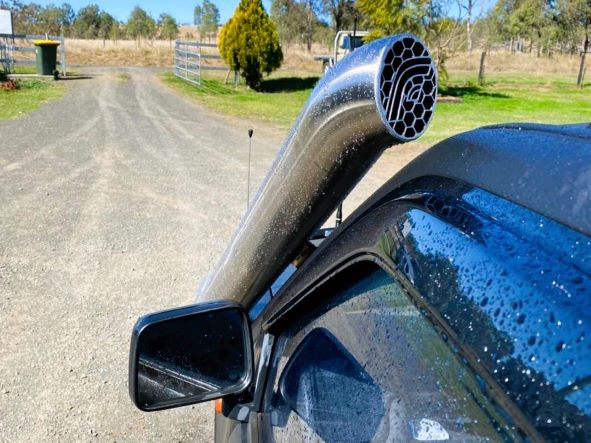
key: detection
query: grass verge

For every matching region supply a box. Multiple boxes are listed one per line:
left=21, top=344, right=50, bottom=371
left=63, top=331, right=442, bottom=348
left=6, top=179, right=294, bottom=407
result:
left=0, top=79, right=65, bottom=120
left=161, top=72, right=315, bottom=129
left=13, top=66, right=82, bottom=76
left=162, top=70, right=591, bottom=143
left=428, top=73, right=591, bottom=144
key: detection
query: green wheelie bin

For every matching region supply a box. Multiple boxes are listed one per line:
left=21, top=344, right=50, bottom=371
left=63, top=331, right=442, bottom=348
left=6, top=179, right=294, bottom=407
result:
left=33, top=40, right=60, bottom=76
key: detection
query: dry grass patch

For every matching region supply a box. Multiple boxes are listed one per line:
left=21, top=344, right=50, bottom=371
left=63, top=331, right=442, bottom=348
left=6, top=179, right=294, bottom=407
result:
left=448, top=50, right=581, bottom=77
left=61, top=39, right=329, bottom=72
left=10, top=37, right=586, bottom=81
left=66, top=39, right=175, bottom=66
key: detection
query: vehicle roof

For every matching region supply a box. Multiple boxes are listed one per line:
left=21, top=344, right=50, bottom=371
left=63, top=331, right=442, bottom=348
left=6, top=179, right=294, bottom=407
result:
left=361, top=123, right=591, bottom=238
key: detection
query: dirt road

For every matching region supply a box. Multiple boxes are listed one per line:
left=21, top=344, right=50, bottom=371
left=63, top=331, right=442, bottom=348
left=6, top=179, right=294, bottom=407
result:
left=0, top=68, right=427, bottom=442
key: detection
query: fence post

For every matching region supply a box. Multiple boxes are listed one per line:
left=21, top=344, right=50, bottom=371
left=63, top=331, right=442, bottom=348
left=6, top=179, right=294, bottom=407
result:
left=577, top=38, right=588, bottom=88
left=478, top=50, right=486, bottom=86
left=0, top=41, right=5, bottom=75
left=185, top=43, right=189, bottom=81
left=175, top=40, right=180, bottom=77
left=60, top=34, right=66, bottom=77
left=198, top=42, right=202, bottom=86
left=7, top=35, right=14, bottom=73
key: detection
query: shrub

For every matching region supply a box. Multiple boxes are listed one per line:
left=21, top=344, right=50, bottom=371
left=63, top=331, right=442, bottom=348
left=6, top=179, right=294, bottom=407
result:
left=0, top=78, right=20, bottom=91
left=218, top=0, right=283, bottom=90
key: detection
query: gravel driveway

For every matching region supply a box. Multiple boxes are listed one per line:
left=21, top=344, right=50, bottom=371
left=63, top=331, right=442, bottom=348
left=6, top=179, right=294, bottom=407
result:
left=0, top=68, right=284, bottom=442
left=0, top=67, right=427, bottom=442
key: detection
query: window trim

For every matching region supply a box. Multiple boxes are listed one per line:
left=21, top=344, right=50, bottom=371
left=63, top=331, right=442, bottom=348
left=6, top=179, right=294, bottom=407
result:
left=257, top=200, right=544, bottom=441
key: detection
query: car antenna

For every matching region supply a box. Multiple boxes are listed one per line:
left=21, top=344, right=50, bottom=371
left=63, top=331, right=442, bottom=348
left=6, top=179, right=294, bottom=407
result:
left=247, top=128, right=254, bottom=208
left=334, top=17, right=358, bottom=229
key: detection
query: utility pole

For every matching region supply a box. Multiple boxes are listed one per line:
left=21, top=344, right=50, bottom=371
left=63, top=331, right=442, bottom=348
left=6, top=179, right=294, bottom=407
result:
left=335, top=15, right=359, bottom=228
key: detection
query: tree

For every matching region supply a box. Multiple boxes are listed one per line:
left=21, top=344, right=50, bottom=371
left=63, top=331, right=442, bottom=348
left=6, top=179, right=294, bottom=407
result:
left=321, top=0, right=357, bottom=32
left=98, top=11, right=114, bottom=45
left=560, top=0, right=591, bottom=85
left=357, top=0, right=429, bottom=40
left=219, top=0, right=283, bottom=89
left=508, top=0, right=550, bottom=54
left=127, top=6, right=156, bottom=42
left=38, top=5, right=65, bottom=35
left=109, top=21, right=126, bottom=41
left=59, top=3, right=75, bottom=35
left=19, top=2, right=76, bottom=35
left=72, top=4, right=101, bottom=38
left=194, top=0, right=220, bottom=41
left=314, top=18, right=333, bottom=47
left=423, top=0, right=464, bottom=84
left=359, top=0, right=461, bottom=84
left=459, top=0, right=479, bottom=51
left=270, top=0, right=324, bottom=50
left=271, top=0, right=307, bottom=46
left=11, top=2, right=42, bottom=34
left=302, top=0, right=321, bottom=51
left=487, top=0, right=557, bottom=53
left=556, top=0, right=590, bottom=51
left=159, top=13, right=179, bottom=48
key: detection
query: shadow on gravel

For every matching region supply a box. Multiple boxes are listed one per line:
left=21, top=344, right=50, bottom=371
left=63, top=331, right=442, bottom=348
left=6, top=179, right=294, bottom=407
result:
left=58, top=76, right=94, bottom=81
left=259, top=76, right=320, bottom=93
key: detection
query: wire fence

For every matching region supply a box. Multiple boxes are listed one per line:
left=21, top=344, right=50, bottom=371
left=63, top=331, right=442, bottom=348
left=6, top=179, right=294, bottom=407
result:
left=174, top=40, right=227, bottom=86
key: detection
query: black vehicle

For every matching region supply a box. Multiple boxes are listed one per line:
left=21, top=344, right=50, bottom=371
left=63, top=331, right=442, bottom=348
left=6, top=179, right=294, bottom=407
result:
left=128, top=34, right=591, bottom=442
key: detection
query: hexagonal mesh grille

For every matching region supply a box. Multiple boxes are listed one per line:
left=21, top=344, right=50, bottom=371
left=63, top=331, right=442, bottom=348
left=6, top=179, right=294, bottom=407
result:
left=379, top=37, right=437, bottom=140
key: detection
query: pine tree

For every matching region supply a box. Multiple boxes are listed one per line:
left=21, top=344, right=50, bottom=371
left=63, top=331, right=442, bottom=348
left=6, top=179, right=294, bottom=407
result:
left=219, top=0, right=283, bottom=90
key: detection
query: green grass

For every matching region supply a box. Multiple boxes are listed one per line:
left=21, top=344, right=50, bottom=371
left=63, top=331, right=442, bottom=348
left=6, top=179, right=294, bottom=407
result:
left=427, top=73, right=591, bottom=144
left=162, top=70, right=591, bottom=143
left=12, top=65, right=41, bottom=74
left=0, top=79, right=65, bottom=120
left=13, top=65, right=81, bottom=76
left=117, top=72, right=131, bottom=82
left=161, top=72, right=315, bottom=129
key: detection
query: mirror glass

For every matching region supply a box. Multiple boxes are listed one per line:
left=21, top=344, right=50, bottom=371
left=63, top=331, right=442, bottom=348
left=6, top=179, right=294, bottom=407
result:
left=279, top=328, right=384, bottom=441
left=134, top=305, right=250, bottom=410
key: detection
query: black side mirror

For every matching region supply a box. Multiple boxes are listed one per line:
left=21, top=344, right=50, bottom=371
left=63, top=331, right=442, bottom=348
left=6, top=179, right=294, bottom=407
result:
left=129, top=301, right=253, bottom=411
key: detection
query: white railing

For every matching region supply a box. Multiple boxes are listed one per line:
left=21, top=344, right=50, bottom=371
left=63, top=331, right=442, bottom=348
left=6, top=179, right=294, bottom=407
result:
left=174, top=40, right=226, bottom=86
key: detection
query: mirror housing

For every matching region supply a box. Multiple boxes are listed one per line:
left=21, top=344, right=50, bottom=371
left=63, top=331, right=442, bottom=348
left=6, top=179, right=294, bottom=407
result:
left=129, top=301, right=253, bottom=411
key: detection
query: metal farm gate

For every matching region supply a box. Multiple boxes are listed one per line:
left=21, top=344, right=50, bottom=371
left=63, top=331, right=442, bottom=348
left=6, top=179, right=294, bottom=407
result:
left=174, top=40, right=226, bottom=86
left=0, top=33, right=66, bottom=76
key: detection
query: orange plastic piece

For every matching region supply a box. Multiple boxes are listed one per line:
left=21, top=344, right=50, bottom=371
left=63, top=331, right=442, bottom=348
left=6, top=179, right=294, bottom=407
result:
left=214, top=399, right=223, bottom=414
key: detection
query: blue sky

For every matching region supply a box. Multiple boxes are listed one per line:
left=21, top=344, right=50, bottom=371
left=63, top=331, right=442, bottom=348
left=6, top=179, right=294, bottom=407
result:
left=27, top=0, right=494, bottom=25
left=30, top=1, right=272, bottom=25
